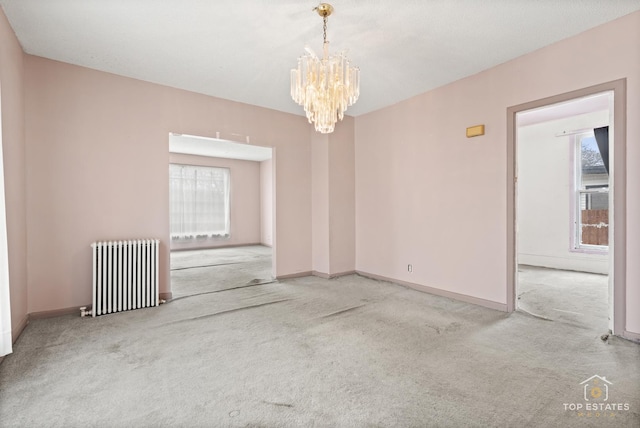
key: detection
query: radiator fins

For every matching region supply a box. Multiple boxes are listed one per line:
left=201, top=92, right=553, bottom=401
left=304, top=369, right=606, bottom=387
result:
left=91, top=239, right=160, bottom=316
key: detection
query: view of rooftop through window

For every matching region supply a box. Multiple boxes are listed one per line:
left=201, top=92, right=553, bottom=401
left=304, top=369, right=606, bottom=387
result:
left=581, top=135, right=604, bottom=168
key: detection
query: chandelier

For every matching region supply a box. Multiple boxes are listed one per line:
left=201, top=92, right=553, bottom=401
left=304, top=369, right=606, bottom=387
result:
left=290, top=3, right=360, bottom=134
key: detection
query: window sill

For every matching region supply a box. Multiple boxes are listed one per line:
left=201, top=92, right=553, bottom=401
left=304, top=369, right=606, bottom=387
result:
left=171, top=234, right=230, bottom=241
left=570, top=246, right=608, bottom=255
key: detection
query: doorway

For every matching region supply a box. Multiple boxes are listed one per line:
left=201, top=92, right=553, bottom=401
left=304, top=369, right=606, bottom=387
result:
left=507, top=80, right=627, bottom=336
left=516, top=92, right=611, bottom=331
left=167, top=133, right=276, bottom=298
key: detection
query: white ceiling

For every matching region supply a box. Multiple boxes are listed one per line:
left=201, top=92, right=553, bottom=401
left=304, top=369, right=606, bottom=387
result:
left=170, top=134, right=272, bottom=162
left=517, top=92, right=612, bottom=127
left=2, top=1, right=639, bottom=117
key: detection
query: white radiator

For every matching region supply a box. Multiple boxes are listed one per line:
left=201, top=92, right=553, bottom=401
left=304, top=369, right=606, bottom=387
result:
left=90, top=239, right=160, bottom=317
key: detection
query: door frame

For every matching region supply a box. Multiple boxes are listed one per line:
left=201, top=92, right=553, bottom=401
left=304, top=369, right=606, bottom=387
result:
left=506, top=79, right=627, bottom=335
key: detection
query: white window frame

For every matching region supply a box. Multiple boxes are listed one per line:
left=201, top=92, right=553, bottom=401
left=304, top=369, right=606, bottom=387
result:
left=571, top=132, right=608, bottom=254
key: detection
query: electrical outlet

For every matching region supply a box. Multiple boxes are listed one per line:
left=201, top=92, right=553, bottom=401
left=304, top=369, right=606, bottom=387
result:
left=408, top=264, right=413, bottom=273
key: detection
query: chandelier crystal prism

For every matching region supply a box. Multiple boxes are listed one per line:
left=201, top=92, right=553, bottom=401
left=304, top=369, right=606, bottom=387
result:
left=290, top=3, right=360, bottom=134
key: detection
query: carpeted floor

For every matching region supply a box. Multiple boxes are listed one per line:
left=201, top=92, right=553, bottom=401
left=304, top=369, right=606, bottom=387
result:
left=518, top=265, right=610, bottom=332
left=170, top=245, right=275, bottom=298
left=1, top=247, right=638, bottom=427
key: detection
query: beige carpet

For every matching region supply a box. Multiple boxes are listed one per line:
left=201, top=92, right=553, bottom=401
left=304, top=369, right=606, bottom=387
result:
left=518, top=265, right=609, bottom=332
left=1, top=248, right=638, bottom=427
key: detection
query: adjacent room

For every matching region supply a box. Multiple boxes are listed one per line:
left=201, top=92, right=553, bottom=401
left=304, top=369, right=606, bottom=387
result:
left=168, top=134, right=275, bottom=299
left=516, top=93, right=612, bottom=332
left=0, top=1, right=639, bottom=427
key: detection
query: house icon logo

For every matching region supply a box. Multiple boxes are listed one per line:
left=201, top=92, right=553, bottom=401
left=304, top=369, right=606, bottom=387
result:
left=563, top=374, right=629, bottom=416
left=580, top=375, right=611, bottom=401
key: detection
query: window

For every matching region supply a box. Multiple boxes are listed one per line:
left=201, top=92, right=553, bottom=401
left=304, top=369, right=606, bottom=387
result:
left=169, top=164, right=230, bottom=239
left=574, top=132, right=608, bottom=250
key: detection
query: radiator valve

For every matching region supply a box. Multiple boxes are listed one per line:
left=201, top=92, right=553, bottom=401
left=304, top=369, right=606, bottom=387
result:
left=79, top=306, right=92, bottom=317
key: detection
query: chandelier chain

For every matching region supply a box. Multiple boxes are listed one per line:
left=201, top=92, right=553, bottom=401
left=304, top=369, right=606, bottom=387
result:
left=323, top=16, right=328, bottom=44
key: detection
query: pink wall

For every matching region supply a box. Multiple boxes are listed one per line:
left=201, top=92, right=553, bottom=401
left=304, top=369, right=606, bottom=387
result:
left=328, top=117, right=355, bottom=275
left=311, top=117, right=356, bottom=277
left=0, top=9, right=27, bottom=339
left=311, top=131, right=330, bottom=274
left=260, top=158, right=273, bottom=247
left=8, top=8, right=638, bottom=338
left=169, top=154, right=261, bottom=250
left=24, top=55, right=312, bottom=312
left=355, top=11, right=640, bottom=334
